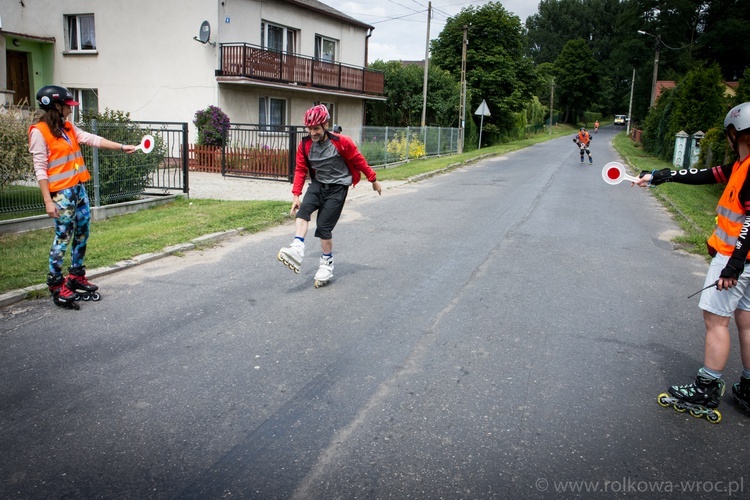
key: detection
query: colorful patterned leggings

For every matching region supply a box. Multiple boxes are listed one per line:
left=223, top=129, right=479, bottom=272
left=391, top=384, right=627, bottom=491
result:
left=49, top=184, right=91, bottom=276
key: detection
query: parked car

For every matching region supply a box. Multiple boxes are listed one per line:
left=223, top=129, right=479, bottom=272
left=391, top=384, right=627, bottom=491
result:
left=614, top=115, right=627, bottom=126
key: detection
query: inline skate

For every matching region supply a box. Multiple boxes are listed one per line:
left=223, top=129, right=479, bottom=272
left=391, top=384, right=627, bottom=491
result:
left=657, top=374, right=725, bottom=424
left=47, top=273, right=79, bottom=310
left=314, top=256, right=334, bottom=288
left=732, top=376, right=750, bottom=414
left=66, top=266, right=101, bottom=301
left=277, top=239, right=305, bottom=274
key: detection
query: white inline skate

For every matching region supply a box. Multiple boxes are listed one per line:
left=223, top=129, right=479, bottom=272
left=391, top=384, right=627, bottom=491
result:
left=277, top=239, right=304, bottom=274
left=314, top=256, right=334, bottom=288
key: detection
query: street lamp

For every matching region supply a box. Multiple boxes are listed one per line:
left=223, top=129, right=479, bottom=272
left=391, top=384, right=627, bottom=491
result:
left=638, top=30, right=660, bottom=108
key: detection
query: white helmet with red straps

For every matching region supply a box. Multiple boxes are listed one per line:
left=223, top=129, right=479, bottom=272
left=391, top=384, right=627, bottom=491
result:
left=725, top=102, right=750, bottom=134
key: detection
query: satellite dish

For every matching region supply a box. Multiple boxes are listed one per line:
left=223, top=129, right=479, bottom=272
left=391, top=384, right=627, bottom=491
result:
left=194, top=20, right=214, bottom=45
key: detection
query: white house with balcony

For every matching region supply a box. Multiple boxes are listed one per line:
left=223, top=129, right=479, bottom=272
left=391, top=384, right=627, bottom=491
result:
left=0, top=0, right=385, bottom=140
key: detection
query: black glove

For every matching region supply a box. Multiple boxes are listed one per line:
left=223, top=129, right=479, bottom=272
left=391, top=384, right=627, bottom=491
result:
left=640, top=168, right=673, bottom=186
left=720, top=256, right=745, bottom=281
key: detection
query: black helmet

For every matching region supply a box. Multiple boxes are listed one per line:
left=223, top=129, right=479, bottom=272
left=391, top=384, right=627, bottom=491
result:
left=36, top=85, right=79, bottom=110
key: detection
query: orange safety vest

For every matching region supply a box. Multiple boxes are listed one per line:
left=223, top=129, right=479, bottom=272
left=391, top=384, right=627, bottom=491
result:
left=707, top=155, right=750, bottom=256
left=577, top=131, right=591, bottom=145
left=29, top=122, right=90, bottom=192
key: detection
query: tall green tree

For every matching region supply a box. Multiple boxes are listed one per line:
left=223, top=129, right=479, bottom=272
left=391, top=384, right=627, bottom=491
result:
left=642, top=64, right=727, bottom=161
left=526, top=0, right=623, bottom=65
left=365, top=60, right=460, bottom=127
left=553, top=39, right=601, bottom=123
left=430, top=2, right=535, bottom=136
left=697, top=0, right=750, bottom=81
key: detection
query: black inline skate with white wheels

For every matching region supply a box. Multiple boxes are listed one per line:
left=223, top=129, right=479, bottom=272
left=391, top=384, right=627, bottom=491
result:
left=66, top=266, right=101, bottom=301
left=657, top=374, right=725, bottom=424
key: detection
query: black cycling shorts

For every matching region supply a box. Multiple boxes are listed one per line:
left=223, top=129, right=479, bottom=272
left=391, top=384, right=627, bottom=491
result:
left=296, top=180, right=349, bottom=240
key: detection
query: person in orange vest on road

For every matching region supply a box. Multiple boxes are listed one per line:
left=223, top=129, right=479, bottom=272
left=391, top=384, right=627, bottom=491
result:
left=594, top=120, right=600, bottom=133
left=573, top=127, right=593, bottom=164
left=28, top=85, right=137, bottom=309
left=636, top=102, right=750, bottom=423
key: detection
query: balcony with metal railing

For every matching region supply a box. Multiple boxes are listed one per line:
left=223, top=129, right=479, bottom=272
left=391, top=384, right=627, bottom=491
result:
left=217, top=43, right=384, bottom=98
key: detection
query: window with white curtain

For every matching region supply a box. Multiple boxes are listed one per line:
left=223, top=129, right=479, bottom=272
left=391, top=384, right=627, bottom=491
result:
left=259, top=97, right=287, bottom=131
left=261, top=21, right=297, bottom=53
left=65, top=14, right=96, bottom=51
left=314, top=35, right=336, bottom=62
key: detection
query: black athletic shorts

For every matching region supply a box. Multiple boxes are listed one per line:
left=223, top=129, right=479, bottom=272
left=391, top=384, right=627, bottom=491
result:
left=296, top=180, right=349, bottom=240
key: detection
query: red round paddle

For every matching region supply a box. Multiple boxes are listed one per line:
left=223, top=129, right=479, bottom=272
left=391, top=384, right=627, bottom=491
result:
left=602, top=161, right=640, bottom=185
left=134, top=134, right=155, bottom=154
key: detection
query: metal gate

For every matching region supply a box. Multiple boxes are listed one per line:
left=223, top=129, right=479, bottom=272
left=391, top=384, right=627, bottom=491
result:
left=220, top=124, right=305, bottom=182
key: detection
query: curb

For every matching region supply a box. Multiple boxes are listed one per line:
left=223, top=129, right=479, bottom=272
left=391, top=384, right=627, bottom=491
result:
left=0, top=229, right=241, bottom=309
left=0, top=165, right=482, bottom=309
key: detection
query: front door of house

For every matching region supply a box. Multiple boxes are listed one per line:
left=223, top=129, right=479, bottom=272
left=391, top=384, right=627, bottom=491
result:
left=6, top=50, right=31, bottom=106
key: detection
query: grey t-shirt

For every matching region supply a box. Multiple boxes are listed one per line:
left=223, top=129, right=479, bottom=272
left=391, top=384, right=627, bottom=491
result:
left=309, top=138, right=352, bottom=186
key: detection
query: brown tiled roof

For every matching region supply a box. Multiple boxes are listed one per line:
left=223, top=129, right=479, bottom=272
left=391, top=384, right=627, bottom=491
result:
left=656, top=80, right=740, bottom=101
left=277, top=0, right=374, bottom=30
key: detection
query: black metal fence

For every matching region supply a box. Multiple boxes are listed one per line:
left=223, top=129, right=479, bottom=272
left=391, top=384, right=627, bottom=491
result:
left=0, top=120, right=188, bottom=220
left=219, top=124, right=305, bottom=181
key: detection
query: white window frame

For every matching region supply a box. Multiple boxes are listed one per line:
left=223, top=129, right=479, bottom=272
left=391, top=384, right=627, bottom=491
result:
left=69, top=88, right=99, bottom=123
left=64, top=14, right=97, bottom=53
left=259, top=97, right=288, bottom=131
left=260, top=21, right=297, bottom=53
left=315, top=35, right=337, bottom=62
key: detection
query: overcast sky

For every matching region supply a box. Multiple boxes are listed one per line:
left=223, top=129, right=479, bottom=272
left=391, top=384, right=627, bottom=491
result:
left=322, top=0, right=540, bottom=62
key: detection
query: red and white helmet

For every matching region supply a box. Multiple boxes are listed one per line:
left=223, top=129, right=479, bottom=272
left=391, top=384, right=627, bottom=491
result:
left=725, top=103, right=750, bottom=134
left=304, top=105, right=330, bottom=127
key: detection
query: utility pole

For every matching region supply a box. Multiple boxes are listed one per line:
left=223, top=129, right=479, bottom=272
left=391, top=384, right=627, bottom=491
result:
left=458, top=25, right=468, bottom=154
left=649, top=36, right=660, bottom=108
left=638, top=30, right=661, bottom=108
left=421, top=2, right=431, bottom=127
left=627, top=68, right=635, bottom=135
left=548, top=77, right=555, bottom=134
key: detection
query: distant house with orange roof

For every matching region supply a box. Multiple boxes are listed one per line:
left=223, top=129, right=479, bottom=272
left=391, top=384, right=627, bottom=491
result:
left=655, top=80, right=739, bottom=103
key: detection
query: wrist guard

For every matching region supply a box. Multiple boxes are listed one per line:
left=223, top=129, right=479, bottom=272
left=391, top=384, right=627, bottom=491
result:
left=640, top=168, right=673, bottom=186
left=720, top=256, right=745, bottom=281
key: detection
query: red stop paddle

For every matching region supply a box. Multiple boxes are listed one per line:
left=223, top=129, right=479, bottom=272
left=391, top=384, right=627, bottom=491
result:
left=134, top=134, right=155, bottom=154
left=601, top=161, right=640, bottom=185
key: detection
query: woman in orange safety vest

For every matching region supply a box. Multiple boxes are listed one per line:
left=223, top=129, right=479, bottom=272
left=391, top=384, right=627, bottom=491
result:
left=636, top=102, right=750, bottom=422
left=28, top=85, right=136, bottom=309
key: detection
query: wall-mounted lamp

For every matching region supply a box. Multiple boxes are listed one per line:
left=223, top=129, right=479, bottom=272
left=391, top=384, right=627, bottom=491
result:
left=12, top=39, right=21, bottom=47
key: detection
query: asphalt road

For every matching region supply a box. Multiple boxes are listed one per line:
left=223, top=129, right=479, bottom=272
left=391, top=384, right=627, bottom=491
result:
left=2, top=126, right=748, bottom=499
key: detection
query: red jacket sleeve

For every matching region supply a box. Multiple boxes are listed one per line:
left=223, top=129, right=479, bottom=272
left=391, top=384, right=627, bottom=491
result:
left=292, top=140, right=309, bottom=196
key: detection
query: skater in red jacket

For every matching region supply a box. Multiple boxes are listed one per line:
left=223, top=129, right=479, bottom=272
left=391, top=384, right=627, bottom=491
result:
left=277, top=105, right=381, bottom=287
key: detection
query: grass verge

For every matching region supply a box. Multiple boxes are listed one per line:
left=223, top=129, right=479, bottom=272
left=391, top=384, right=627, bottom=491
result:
left=0, top=198, right=290, bottom=294
left=611, top=133, right=721, bottom=258
left=1, top=125, right=576, bottom=296
left=376, top=125, right=576, bottom=181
